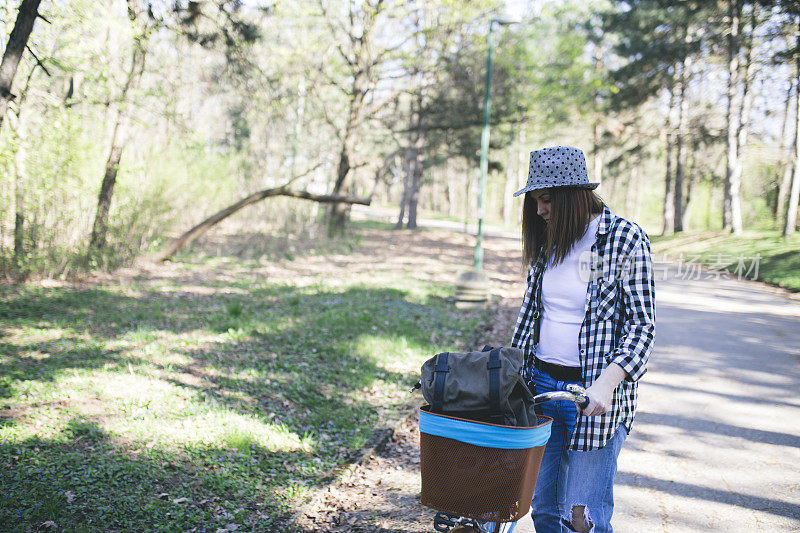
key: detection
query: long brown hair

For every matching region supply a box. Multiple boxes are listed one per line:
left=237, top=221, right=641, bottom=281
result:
left=521, top=187, right=604, bottom=268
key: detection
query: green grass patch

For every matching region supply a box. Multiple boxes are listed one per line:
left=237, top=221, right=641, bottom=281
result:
left=0, top=254, right=488, bottom=531
left=650, top=230, right=800, bottom=291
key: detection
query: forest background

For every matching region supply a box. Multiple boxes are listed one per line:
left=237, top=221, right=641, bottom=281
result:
left=1, top=0, right=799, bottom=280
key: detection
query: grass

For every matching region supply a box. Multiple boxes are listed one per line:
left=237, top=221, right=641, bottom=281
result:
left=650, top=229, right=800, bottom=292
left=0, top=235, right=489, bottom=532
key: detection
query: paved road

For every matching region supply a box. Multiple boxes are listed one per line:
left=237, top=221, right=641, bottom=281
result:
left=513, top=265, right=800, bottom=532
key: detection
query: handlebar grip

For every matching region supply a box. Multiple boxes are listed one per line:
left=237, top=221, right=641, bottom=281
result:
left=577, top=396, right=590, bottom=410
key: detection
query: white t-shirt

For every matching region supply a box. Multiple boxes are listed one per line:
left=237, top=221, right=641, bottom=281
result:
left=537, top=214, right=600, bottom=367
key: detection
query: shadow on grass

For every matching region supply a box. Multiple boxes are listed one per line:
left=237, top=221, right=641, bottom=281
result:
left=0, top=281, right=480, bottom=531
left=0, top=417, right=314, bottom=532
left=157, top=285, right=455, bottom=444
left=0, top=283, right=454, bottom=415
left=0, top=342, right=126, bottom=399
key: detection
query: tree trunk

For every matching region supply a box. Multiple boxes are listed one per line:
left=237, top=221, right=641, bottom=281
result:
left=662, top=87, right=676, bottom=235
left=326, top=1, right=383, bottom=237
left=13, top=192, right=24, bottom=261
left=0, top=0, right=42, bottom=131
left=784, top=27, right=800, bottom=237
left=89, top=133, right=124, bottom=252
left=10, top=61, right=37, bottom=264
left=404, top=96, right=423, bottom=230
left=327, top=28, right=366, bottom=234
left=674, top=54, right=692, bottom=233
left=396, top=129, right=413, bottom=229
left=406, top=100, right=424, bottom=230
left=159, top=187, right=371, bottom=261
left=730, top=2, right=758, bottom=233
left=682, top=150, right=698, bottom=230
left=444, top=131, right=455, bottom=217
left=776, top=74, right=796, bottom=226
left=328, top=137, right=353, bottom=236
left=395, top=149, right=411, bottom=228
left=406, top=152, right=422, bottom=229
left=88, top=3, right=149, bottom=254
left=13, top=111, right=27, bottom=263
left=445, top=172, right=456, bottom=218
left=724, top=0, right=744, bottom=234
left=707, top=183, right=715, bottom=230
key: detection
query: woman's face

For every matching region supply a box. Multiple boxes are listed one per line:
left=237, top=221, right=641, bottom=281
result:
left=530, top=189, right=552, bottom=224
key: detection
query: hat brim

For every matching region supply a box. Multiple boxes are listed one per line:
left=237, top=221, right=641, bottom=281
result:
left=512, top=182, right=600, bottom=197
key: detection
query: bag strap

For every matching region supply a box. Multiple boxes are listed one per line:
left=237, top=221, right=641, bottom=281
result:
left=432, top=352, right=450, bottom=412
left=487, top=347, right=503, bottom=423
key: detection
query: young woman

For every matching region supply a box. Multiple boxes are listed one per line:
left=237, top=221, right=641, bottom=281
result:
left=510, top=146, right=655, bottom=533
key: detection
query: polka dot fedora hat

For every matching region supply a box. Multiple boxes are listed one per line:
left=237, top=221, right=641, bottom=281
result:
left=512, top=146, right=599, bottom=197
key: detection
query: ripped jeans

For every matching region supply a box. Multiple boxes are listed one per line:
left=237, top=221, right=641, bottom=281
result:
left=529, top=367, right=627, bottom=533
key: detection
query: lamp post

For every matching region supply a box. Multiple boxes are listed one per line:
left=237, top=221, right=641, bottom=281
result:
left=475, top=17, right=518, bottom=272
left=455, top=17, right=518, bottom=309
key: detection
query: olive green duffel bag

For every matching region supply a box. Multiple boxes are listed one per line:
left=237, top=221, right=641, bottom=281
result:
left=415, top=346, right=538, bottom=427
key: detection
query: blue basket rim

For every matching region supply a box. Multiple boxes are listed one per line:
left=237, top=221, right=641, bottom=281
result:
left=418, top=405, right=553, bottom=430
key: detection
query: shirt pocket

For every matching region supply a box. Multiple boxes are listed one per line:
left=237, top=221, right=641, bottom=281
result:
left=594, top=278, right=618, bottom=320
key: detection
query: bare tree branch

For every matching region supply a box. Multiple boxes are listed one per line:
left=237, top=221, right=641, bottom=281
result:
left=24, top=44, right=49, bottom=76
left=157, top=185, right=371, bottom=261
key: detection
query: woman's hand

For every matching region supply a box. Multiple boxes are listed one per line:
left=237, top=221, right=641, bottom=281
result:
left=580, top=363, right=626, bottom=416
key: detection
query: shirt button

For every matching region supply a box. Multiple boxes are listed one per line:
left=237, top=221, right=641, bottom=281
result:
left=580, top=349, right=586, bottom=354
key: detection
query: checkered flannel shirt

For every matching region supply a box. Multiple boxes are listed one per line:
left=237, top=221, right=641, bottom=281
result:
left=511, top=204, right=656, bottom=451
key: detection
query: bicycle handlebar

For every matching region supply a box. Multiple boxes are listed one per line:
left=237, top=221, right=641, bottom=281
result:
left=411, top=380, right=591, bottom=409
left=533, top=384, right=590, bottom=410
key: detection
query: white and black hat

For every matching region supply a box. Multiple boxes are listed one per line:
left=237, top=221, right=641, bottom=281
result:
left=512, top=146, right=599, bottom=197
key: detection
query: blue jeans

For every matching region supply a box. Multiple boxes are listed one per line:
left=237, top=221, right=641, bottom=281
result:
left=529, top=367, right=627, bottom=533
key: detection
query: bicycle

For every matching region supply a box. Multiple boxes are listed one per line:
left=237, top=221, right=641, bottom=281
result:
left=419, top=384, right=589, bottom=533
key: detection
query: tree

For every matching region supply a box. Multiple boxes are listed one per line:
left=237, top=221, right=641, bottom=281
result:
left=316, top=0, right=394, bottom=236
left=0, top=0, right=43, bottom=131
left=603, top=0, right=711, bottom=234
left=723, top=0, right=762, bottom=235
left=9, top=56, right=44, bottom=266
left=420, top=6, right=596, bottom=196
left=87, top=0, right=154, bottom=256
left=775, top=70, right=796, bottom=227
left=394, top=8, right=426, bottom=230
left=784, top=17, right=800, bottom=236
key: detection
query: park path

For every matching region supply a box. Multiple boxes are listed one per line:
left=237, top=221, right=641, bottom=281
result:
left=609, top=263, right=800, bottom=532
left=302, top=210, right=800, bottom=533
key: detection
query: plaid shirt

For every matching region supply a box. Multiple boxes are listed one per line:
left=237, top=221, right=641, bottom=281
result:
left=511, top=204, right=655, bottom=451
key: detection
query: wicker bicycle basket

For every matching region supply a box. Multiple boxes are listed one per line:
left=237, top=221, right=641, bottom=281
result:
left=418, top=406, right=553, bottom=523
